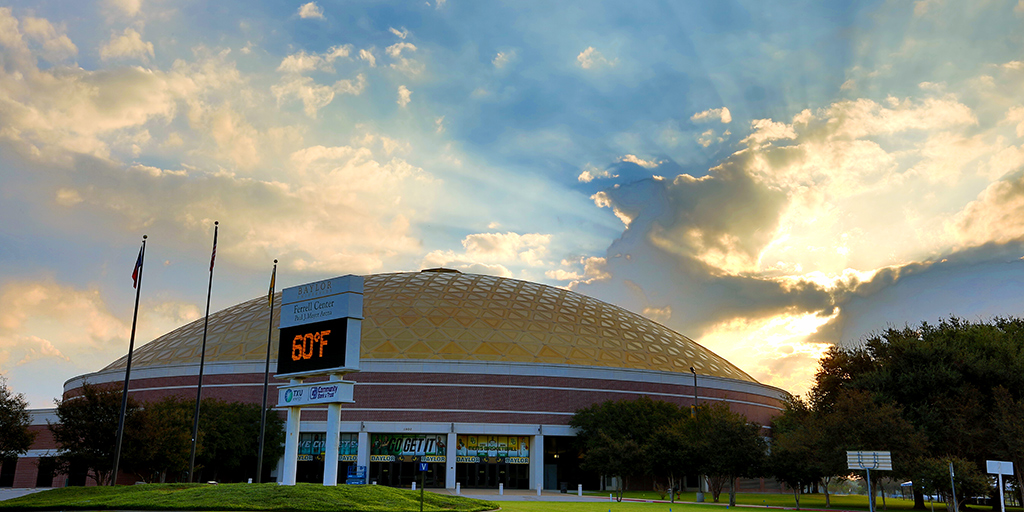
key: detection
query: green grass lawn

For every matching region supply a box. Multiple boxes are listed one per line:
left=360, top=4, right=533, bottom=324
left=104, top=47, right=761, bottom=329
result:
left=496, top=504, right=1017, bottom=512
left=0, top=482, right=498, bottom=511
left=579, top=491, right=1018, bottom=512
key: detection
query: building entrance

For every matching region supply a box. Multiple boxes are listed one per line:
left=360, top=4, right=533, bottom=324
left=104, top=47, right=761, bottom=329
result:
left=456, top=461, right=529, bottom=489
left=369, top=461, right=444, bottom=488
left=297, top=460, right=353, bottom=484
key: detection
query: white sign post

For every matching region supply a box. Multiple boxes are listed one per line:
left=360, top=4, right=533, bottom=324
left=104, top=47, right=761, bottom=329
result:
left=987, top=460, right=1013, bottom=512
left=848, top=451, right=892, bottom=512
left=276, top=275, right=363, bottom=487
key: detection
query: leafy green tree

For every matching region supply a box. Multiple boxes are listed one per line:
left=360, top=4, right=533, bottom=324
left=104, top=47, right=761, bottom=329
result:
left=916, top=457, right=990, bottom=512
left=194, top=399, right=285, bottom=482
left=650, top=416, right=701, bottom=502
left=134, top=396, right=193, bottom=482
left=48, top=384, right=284, bottom=484
left=692, top=403, right=767, bottom=505
left=810, top=345, right=875, bottom=413
left=769, top=396, right=824, bottom=509
left=807, top=317, right=1024, bottom=510
left=992, top=386, right=1024, bottom=508
left=570, top=396, right=685, bottom=501
left=0, top=375, right=36, bottom=463
left=49, top=383, right=145, bottom=485
left=825, top=390, right=926, bottom=511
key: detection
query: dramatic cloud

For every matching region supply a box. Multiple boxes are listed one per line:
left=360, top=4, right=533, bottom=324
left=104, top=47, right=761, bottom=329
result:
left=423, top=232, right=555, bottom=276
left=618, top=154, right=663, bottom=169
left=21, top=16, right=77, bottom=61
left=577, top=164, right=616, bottom=183
left=580, top=75, right=1024, bottom=393
left=397, top=85, right=411, bottom=107
left=54, top=143, right=435, bottom=275
left=359, top=48, right=376, bottom=67
left=576, top=46, right=616, bottom=69
left=386, top=42, right=423, bottom=75
left=277, top=45, right=353, bottom=74
left=691, top=107, right=732, bottom=124
left=99, top=27, right=154, bottom=62
left=298, top=2, right=324, bottom=19
left=0, top=15, right=195, bottom=160
left=104, top=0, right=142, bottom=18
left=0, top=279, right=199, bottom=405
left=493, top=50, right=515, bottom=68
left=272, top=74, right=365, bottom=117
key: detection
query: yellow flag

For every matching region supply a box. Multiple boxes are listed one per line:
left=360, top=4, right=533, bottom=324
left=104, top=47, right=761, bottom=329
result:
left=268, top=264, right=277, bottom=308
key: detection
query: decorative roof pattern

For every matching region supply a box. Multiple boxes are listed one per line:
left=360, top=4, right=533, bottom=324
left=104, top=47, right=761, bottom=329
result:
left=104, top=271, right=755, bottom=382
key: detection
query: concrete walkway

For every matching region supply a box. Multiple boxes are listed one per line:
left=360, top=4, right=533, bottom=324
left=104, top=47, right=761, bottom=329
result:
left=430, top=487, right=623, bottom=502
left=0, top=487, right=49, bottom=501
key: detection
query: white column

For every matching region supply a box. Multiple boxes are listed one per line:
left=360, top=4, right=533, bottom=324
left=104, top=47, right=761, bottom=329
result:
left=323, top=401, right=342, bottom=485
left=446, top=431, right=457, bottom=489
left=357, top=430, right=370, bottom=471
left=530, top=433, right=544, bottom=491
left=281, top=406, right=301, bottom=485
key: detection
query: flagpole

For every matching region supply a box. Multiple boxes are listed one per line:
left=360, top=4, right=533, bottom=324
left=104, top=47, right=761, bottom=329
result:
left=112, top=235, right=146, bottom=486
left=256, top=259, right=278, bottom=484
left=189, top=221, right=218, bottom=483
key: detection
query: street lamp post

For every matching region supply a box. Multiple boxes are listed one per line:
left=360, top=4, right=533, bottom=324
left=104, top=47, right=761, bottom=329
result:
left=691, top=366, right=704, bottom=503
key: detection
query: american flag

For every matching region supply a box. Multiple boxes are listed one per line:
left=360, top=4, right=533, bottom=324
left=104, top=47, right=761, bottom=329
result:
left=131, top=245, right=144, bottom=288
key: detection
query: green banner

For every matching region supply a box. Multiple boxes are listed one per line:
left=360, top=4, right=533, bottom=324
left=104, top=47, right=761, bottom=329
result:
left=298, top=432, right=358, bottom=461
left=370, top=434, right=447, bottom=456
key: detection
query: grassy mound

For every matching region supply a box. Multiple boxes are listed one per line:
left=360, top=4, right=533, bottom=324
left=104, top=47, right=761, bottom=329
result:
left=0, top=483, right=498, bottom=511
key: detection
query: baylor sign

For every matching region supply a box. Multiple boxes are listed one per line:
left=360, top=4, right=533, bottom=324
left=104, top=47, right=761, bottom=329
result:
left=276, top=274, right=363, bottom=486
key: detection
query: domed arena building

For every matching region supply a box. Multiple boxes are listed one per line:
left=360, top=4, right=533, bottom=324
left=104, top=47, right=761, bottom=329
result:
left=11, top=269, right=787, bottom=491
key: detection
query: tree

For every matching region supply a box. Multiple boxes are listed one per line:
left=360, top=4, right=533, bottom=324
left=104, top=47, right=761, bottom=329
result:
left=692, top=403, right=767, bottom=505
left=650, top=416, right=701, bottom=502
left=194, top=399, right=285, bottom=482
left=0, top=375, right=36, bottom=463
left=825, top=389, right=927, bottom=512
left=769, top=396, right=824, bottom=510
left=133, top=396, right=193, bottom=482
left=806, top=317, right=1024, bottom=510
left=49, top=387, right=286, bottom=485
left=49, top=383, right=145, bottom=485
left=916, top=457, right=990, bottom=512
left=992, top=386, right=1024, bottom=509
left=570, top=396, right=685, bottom=501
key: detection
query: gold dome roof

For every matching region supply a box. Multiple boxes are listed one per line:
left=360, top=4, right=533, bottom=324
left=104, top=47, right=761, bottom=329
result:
left=103, top=270, right=755, bottom=382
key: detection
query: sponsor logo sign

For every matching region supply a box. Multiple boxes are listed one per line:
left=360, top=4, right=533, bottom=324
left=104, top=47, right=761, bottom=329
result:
left=278, top=381, right=354, bottom=406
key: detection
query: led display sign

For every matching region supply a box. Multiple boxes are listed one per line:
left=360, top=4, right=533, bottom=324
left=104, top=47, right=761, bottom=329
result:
left=277, top=317, right=348, bottom=376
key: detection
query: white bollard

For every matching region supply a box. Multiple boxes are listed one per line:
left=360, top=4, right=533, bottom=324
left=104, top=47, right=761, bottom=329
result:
left=411, top=481, right=416, bottom=491
left=248, top=478, right=252, bottom=484
left=499, top=483, right=504, bottom=495
left=610, top=494, right=613, bottom=501
left=537, top=486, right=542, bottom=496
left=456, top=482, right=461, bottom=494
left=578, top=484, right=582, bottom=496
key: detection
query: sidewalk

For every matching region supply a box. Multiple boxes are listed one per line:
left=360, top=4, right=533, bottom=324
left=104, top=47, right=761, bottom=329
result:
left=431, top=487, right=611, bottom=502
left=0, top=488, right=48, bottom=501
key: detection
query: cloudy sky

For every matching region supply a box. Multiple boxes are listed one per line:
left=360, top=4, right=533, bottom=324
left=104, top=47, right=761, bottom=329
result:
left=4, top=0, right=1024, bottom=408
